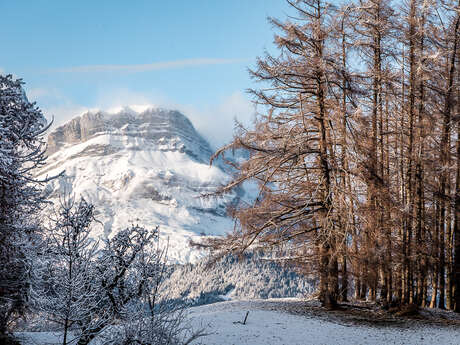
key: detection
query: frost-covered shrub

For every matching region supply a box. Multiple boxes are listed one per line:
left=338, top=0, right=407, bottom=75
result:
left=31, top=198, right=102, bottom=345
left=32, top=199, right=203, bottom=345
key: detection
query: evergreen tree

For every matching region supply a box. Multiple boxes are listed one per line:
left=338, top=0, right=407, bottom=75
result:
left=0, top=74, right=54, bottom=335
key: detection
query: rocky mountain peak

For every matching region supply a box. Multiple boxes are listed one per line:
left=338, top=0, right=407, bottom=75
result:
left=47, top=107, right=213, bottom=162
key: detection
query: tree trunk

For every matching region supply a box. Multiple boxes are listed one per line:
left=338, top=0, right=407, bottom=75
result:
left=439, top=6, right=459, bottom=309
left=453, top=7, right=460, bottom=312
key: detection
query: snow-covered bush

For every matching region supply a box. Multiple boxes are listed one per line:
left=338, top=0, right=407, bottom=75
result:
left=94, top=225, right=205, bottom=345
left=31, top=197, right=107, bottom=344
left=32, top=198, right=203, bottom=345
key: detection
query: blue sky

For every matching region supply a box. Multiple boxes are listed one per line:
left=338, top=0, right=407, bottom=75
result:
left=0, top=0, right=289, bottom=147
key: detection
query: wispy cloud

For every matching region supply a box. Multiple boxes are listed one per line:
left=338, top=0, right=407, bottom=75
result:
left=179, top=91, right=255, bottom=149
left=49, top=58, right=246, bottom=73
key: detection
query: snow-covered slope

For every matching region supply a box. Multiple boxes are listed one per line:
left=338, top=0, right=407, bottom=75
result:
left=37, top=107, right=239, bottom=263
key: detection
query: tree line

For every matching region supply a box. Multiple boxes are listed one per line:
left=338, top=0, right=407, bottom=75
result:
left=205, top=0, right=460, bottom=311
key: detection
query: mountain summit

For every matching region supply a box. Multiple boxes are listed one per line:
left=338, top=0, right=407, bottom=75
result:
left=38, top=108, right=238, bottom=263
left=46, top=107, right=214, bottom=161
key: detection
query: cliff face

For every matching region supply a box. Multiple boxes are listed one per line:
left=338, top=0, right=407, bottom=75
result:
left=38, top=108, right=239, bottom=263
left=46, top=108, right=213, bottom=161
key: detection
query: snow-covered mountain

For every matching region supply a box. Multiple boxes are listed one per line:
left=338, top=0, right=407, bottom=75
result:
left=37, top=107, right=239, bottom=263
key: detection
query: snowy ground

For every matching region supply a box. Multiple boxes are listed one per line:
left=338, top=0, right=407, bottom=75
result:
left=188, top=299, right=460, bottom=345
left=16, top=299, right=460, bottom=345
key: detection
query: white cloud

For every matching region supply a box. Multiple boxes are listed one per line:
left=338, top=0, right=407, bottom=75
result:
left=178, top=92, right=255, bottom=149
left=93, top=87, right=160, bottom=112
left=49, top=58, right=246, bottom=73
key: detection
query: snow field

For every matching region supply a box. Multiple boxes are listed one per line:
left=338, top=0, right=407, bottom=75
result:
left=188, top=300, right=460, bottom=345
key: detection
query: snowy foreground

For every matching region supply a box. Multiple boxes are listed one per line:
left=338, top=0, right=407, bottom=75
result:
left=17, top=299, right=460, bottom=345
left=188, top=299, right=459, bottom=345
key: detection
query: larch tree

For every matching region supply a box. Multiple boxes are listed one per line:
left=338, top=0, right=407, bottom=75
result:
left=202, top=0, right=354, bottom=309
left=349, top=0, right=396, bottom=303
left=454, top=22, right=460, bottom=311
